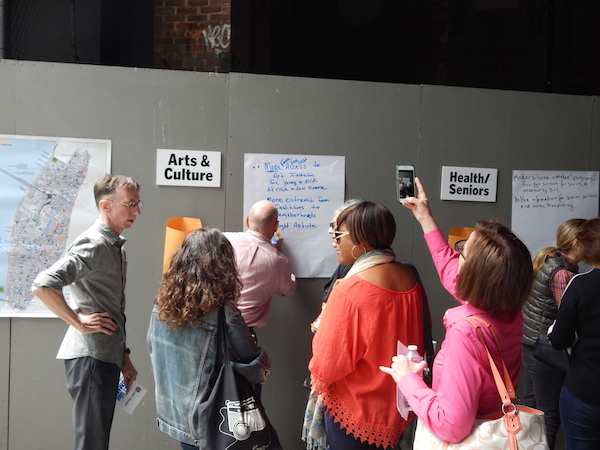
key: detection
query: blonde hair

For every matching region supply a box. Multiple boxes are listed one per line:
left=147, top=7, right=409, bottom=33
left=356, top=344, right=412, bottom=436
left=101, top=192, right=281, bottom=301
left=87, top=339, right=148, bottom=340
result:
left=532, top=218, right=587, bottom=273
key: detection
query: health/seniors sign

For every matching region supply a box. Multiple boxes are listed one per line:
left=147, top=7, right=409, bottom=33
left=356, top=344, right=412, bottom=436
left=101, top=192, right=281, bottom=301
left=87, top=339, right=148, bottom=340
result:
left=440, top=166, right=498, bottom=202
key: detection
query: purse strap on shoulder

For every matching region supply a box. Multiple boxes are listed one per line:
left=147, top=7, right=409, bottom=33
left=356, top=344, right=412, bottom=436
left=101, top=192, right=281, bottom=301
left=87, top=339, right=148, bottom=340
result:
left=459, top=316, right=523, bottom=450
left=216, top=306, right=230, bottom=365
left=464, top=317, right=522, bottom=449
left=462, top=317, right=516, bottom=404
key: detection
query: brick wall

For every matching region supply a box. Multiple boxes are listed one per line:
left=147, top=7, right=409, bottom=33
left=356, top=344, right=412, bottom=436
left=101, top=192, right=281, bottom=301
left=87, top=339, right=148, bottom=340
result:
left=154, top=0, right=231, bottom=72
left=153, top=1, right=600, bottom=95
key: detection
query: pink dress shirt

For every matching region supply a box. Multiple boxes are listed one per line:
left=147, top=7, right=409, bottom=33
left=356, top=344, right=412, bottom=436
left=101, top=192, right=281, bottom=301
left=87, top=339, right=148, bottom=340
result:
left=224, top=230, right=296, bottom=328
left=397, top=228, right=522, bottom=443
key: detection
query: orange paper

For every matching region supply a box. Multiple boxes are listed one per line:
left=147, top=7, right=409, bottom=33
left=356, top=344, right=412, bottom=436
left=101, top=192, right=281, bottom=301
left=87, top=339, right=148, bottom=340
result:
left=448, top=226, right=475, bottom=249
left=163, top=217, right=202, bottom=272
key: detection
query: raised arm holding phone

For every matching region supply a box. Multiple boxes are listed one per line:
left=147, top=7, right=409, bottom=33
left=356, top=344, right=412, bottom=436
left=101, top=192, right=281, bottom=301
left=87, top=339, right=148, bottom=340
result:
left=381, top=177, right=534, bottom=444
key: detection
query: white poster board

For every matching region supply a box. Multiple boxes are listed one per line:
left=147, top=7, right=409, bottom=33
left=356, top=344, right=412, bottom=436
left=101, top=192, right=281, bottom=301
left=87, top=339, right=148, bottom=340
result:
left=243, top=154, right=345, bottom=278
left=512, top=170, right=599, bottom=258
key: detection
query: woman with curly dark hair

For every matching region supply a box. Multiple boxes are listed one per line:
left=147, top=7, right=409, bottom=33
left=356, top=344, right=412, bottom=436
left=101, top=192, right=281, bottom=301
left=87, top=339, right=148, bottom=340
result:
left=147, top=228, right=271, bottom=449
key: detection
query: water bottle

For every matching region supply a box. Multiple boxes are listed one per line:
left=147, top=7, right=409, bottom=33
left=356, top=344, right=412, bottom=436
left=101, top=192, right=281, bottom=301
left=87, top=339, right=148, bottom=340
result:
left=403, top=345, right=423, bottom=411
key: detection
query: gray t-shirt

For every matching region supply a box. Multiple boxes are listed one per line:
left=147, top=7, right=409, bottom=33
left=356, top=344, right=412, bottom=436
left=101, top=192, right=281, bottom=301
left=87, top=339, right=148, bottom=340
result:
left=33, top=220, right=127, bottom=367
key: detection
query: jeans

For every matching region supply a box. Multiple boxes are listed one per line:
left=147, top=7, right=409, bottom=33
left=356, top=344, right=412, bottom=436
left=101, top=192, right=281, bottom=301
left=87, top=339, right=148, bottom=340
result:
left=560, top=386, right=600, bottom=450
left=522, top=344, right=565, bottom=450
left=324, top=411, right=393, bottom=450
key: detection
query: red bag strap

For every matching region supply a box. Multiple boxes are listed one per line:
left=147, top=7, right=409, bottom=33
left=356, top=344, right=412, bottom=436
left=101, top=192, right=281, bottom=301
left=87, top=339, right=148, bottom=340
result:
left=463, top=317, right=516, bottom=402
left=462, top=317, right=522, bottom=450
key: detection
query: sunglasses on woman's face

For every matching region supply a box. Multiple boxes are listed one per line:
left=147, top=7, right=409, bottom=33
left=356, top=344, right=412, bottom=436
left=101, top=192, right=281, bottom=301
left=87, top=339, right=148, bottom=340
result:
left=331, top=231, right=350, bottom=242
left=455, top=239, right=467, bottom=260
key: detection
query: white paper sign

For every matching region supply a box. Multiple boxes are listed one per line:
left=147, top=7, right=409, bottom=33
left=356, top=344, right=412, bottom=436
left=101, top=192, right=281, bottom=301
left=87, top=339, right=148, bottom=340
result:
left=116, top=374, right=147, bottom=415
left=243, top=153, right=345, bottom=278
left=440, top=166, right=498, bottom=202
left=512, top=170, right=599, bottom=257
left=156, top=149, right=221, bottom=187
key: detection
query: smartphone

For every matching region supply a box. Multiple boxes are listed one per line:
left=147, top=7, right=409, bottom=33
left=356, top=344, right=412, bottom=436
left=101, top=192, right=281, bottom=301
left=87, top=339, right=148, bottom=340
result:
left=396, top=164, right=416, bottom=203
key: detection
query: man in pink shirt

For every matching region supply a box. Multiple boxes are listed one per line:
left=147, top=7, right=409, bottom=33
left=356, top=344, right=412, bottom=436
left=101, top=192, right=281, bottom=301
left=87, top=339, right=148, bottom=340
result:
left=225, top=200, right=296, bottom=333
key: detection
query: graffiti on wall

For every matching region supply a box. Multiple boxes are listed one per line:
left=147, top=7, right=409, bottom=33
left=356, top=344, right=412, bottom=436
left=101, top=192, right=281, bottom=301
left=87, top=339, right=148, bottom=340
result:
left=203, top=24, right=231, bottom=54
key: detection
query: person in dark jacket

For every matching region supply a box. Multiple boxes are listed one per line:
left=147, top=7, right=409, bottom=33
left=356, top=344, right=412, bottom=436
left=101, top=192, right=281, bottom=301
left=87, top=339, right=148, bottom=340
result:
left=522, top=218, right=585, bottom=449
left=550, top=217, right=600, bottom=450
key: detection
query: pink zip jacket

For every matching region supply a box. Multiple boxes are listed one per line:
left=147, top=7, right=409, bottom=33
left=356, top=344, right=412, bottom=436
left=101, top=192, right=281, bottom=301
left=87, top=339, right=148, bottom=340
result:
left=397, top=228, right=522, bottom=443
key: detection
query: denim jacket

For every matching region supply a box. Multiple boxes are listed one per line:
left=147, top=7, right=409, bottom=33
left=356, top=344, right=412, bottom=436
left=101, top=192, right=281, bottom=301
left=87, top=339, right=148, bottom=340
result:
left=147, top=302, right=271, bottom=446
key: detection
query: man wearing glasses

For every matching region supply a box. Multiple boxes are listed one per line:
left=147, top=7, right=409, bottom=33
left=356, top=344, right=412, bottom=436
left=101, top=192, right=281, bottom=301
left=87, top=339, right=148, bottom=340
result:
left=32, top=174, right=142, bottom=450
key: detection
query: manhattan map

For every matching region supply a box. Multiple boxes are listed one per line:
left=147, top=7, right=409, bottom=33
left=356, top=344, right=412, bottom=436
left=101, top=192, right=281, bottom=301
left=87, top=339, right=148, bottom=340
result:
left=0, top=135, right=110, bottom=317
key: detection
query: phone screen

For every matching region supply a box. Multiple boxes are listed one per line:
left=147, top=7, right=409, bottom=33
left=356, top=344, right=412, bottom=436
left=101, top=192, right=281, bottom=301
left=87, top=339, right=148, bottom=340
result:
left=396, top=166, right=415, bottom=203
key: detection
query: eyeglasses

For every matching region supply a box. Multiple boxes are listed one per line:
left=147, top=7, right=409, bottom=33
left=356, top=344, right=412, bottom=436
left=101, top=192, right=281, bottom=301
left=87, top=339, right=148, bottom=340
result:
left=454, top=239, right=467, bottom=260
left=331, top=231, right=350, bottom=242
left=107, top=199, right=143, bottom=210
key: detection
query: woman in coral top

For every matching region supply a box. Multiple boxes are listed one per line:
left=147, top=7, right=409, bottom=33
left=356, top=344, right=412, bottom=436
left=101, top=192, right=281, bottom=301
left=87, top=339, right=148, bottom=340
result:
left=380, top=178, right=534, bottom=444
left=308, top=201, right=425, bottom=449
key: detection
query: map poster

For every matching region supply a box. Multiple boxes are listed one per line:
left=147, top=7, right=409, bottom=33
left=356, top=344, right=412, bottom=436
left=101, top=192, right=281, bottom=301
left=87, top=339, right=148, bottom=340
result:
left=0, top=135, right=111, bottom=317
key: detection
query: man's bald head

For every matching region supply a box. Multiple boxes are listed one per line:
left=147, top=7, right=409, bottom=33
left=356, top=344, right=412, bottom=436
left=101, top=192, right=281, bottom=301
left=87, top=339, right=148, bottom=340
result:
left=246, top=200, right=279, bottom=237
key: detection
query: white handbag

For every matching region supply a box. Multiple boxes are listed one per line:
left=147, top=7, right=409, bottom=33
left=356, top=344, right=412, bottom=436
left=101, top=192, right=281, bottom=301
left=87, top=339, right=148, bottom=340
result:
left=413, top=317, right=548, bottom=450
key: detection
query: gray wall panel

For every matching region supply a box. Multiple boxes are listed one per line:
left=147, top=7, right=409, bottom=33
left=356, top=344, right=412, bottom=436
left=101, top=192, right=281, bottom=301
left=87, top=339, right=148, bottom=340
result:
left=0, top=322, right=7, bottom=449
left=7, top=61, right=228, bottom=449
left=0, top=60, right=598, bottom=449
left=226, top=74, right=422, bottom=448
left=0, top=61, right=17, bottom=450
left=0, top=62, right=16, bottom=133
left=8, top=319, right=71, bottom=449
left=417, top=85, right=595, bottom=340
left=592, top=98, right=600, bottom=170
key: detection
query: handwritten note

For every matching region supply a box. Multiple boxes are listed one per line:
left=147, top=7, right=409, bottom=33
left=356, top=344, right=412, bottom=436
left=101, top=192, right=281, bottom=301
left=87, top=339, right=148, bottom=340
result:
left=512, top=170, right=599, bottom=257
left=244, top=154, right=345, bottom=278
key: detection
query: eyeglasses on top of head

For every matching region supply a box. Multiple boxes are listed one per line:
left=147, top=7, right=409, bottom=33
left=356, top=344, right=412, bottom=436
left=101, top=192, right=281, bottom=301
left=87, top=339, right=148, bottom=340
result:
left=107, top=199, right=143, bottom=209
left=454, top=239, right=467, bottom=259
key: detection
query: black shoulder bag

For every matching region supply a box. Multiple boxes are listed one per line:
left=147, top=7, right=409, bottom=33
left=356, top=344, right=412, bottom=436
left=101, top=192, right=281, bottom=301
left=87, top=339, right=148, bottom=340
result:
left=534, top=330, right=570, bottom=373
left=196, top=306, right=282, bottom=449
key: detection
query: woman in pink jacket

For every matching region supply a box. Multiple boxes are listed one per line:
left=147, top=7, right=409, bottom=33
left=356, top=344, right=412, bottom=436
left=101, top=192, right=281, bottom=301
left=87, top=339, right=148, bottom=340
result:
left=381, top=178, right=534, bottom=443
